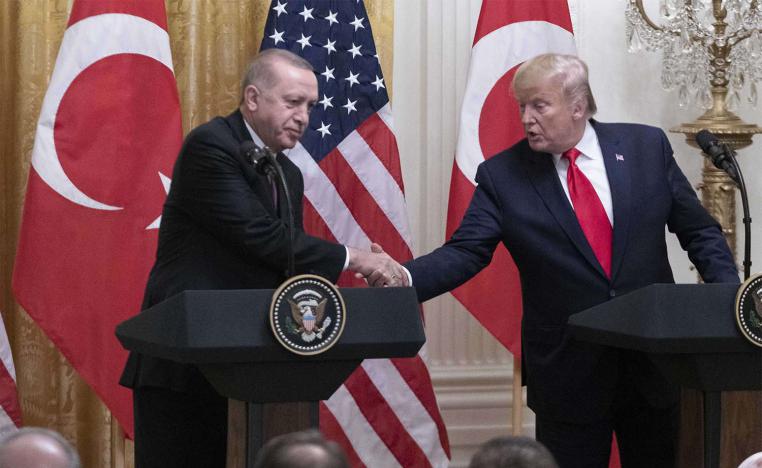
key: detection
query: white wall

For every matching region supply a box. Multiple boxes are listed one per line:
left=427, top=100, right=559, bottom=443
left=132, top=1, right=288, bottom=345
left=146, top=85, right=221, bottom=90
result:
left=575, top=0, right=762, bottom=282
left=393, top=1, right=762, bottom=465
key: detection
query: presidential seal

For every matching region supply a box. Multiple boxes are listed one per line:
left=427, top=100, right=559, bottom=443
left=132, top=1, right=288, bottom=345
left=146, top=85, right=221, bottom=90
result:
left=269, top=274, right=346, bottom=356
left=735, top=273, right=762, bottom=348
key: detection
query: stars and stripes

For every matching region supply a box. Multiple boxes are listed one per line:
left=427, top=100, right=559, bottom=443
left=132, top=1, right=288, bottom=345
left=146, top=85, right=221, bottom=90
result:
left=0, top=313, right=21, bottom=434
left=261, top=1, right=449, bottom=466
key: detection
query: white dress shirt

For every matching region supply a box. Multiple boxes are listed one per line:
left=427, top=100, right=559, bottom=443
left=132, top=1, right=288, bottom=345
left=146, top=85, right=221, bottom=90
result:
left=553, top=121, right=614, bottom=226
left=244, top=120, right=266, bottom=150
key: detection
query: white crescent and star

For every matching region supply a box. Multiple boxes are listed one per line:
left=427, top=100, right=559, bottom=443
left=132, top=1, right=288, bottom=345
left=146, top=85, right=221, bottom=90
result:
left=145, top=172, right=172, bottom=230
left=455, top=21, right=577, bottom=185
left=30, top=13, right=175, bottom=228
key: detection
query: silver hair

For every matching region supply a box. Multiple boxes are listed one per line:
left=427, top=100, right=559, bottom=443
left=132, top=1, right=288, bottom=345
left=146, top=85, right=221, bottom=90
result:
left=240, top=48, right=314, bottom=102
left=0, top=427, right=81, bottom=468
left=512, top=53, right=597, bottom=116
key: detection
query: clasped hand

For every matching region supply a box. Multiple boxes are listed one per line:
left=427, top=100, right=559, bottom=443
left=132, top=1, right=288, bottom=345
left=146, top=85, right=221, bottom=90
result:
left=347, top=243, right=409, bottom=287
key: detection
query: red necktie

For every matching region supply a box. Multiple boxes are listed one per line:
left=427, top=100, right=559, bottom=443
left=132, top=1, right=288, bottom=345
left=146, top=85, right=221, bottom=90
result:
left=562, top=148, right=612, bottom=277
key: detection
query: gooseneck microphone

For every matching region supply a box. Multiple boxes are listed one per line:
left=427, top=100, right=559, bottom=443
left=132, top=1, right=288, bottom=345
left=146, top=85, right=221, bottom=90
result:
left=240, top=141, right=277, bottom=177
left=695, top=129, right=752, bottom=280
left=239, top=141, right=296, bottom=277
left=695, top=130, right=740, bottom=184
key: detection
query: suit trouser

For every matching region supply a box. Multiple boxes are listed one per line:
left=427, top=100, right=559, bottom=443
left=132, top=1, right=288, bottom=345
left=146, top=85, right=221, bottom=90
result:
left=535, top=353, right=679, bottom=468
left=133, top=373, right=228, bottom=468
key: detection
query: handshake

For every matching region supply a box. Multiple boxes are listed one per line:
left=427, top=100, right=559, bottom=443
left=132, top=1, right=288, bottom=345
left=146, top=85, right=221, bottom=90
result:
left=347, top=243, right=410, bottom=288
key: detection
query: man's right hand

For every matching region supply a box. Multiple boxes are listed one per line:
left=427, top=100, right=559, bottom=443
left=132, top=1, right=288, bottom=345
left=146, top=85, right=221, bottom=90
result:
left=347, top=243, right=409, bottom=287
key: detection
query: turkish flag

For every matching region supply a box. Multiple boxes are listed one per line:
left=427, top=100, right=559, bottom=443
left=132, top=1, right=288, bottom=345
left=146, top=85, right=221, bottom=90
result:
left=448, top=0, right=576, bottom=358
left=13, top=0, right=182, bottom=437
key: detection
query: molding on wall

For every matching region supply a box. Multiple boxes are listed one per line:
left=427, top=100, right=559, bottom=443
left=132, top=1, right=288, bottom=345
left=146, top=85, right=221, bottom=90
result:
left=430, top=363, right=535, bottom=467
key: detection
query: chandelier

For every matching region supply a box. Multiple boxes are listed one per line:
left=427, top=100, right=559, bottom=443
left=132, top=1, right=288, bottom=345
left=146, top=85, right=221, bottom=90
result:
left=625, top=0, right=762, bottom=109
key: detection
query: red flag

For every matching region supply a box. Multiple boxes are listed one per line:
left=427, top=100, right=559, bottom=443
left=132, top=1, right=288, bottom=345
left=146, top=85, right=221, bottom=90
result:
left=448, top=0, right=575, bottom=358
left=0, top=312, right=22, bottom=433
left=260, top=1, right=450, bottom=465
left=13, top=0, right=182, bottom=437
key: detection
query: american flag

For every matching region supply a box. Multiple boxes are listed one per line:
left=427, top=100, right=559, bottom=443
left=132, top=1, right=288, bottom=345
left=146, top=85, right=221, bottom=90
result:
left=261, top=1, right=450, bottom=466
left=0, top=313, right=21, bottom=434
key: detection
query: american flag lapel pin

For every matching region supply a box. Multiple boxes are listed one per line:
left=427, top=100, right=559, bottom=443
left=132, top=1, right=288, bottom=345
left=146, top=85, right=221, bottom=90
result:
left=615, top=153, right=624, bottom=161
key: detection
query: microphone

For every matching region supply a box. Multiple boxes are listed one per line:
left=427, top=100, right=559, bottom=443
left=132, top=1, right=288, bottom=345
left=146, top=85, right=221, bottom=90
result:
left=695, top=129, right=753, bottom=279
left=238, top=141, right=296, bottom=276
left=239, top=141, right=277, bottom=176
left=695, top=130, right=740, bottom=184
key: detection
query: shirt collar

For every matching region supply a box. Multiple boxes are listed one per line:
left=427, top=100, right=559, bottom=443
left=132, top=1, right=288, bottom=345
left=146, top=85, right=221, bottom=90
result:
left=243, top=119, right=291, bottom=157
left=553, top=120, right=600, bottom=165
left=243, top=119, right=266, bottom=149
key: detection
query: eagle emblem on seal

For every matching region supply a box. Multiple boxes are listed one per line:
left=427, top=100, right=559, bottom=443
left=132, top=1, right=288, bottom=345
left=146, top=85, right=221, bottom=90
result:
left=735, top=274, right=762, bottom=348
left=287, top=289, right=332, bottom=342
left=270, top=274, right=346, bottom=356
left=750, top=287, right=762, bottom=328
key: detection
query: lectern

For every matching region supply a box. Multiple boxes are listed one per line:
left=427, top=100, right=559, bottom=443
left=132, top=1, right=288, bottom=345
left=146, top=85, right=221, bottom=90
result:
left=568, top=283, right=761, bottom=468
left=116, top=286, right=424, bottom=467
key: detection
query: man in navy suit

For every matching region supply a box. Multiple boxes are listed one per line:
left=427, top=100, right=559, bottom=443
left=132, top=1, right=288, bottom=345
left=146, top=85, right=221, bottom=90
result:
left=404, top=54, right=738, bottom=467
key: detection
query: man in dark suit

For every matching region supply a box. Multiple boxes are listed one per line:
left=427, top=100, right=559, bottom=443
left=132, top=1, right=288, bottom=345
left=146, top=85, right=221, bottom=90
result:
left=120, top=48, right=407, bottom=468
left=403, top=54, right=738, bottom=467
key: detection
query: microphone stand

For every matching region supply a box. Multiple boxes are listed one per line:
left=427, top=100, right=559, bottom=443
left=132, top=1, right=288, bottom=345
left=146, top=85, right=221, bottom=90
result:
left=244, top=143, right=295, bottom=277
left=726, top=146, right=752, bottom=280
left=264, top=150, right=295, bottom=278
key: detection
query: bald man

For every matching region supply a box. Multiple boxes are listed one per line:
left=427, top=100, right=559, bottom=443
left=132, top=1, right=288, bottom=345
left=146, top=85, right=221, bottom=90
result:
left=253, top=430, right=348, bottom=468
left=0, top=428, right=80, bottom=468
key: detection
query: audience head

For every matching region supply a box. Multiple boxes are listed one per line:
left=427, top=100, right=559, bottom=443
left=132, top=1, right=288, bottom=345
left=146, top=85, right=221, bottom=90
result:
left=468, top=435, right=558, bottom=468
left=252, top=429, right=348, bottom=468
left=739, top=452, right=762, bottom=468
left=0, top=427, right=81, bottom=468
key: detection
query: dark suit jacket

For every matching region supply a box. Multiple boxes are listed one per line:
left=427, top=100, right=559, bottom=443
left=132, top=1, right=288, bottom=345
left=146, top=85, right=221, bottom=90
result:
left=406, top=121, right=738, bottom=423
left=120, top=110, right=346, bottom=391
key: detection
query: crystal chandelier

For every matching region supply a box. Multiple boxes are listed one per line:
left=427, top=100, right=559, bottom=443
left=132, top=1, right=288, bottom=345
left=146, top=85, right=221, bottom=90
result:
left=626, top=0, right=762, bottom=109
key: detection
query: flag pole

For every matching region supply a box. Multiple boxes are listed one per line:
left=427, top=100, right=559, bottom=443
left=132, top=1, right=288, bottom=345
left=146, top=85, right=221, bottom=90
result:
left=111, top=417, right=128, bottom=468
left=512, top=356, right=523, bottom=436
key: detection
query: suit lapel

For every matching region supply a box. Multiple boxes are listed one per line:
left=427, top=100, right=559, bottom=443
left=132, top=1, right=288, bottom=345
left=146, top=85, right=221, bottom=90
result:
left=524, top=151, right=605, bottom=277
left=594, top=121, right=631, bottom=281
